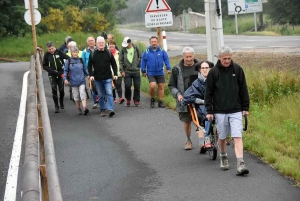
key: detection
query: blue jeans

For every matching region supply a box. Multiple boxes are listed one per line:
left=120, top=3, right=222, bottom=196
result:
left=94, top=79, right=114, bottom=111
left=204, top=121, right=210, bottom=138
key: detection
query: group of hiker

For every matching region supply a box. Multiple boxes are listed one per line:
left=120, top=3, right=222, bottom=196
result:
left=42, top=34, right=250, bottom=176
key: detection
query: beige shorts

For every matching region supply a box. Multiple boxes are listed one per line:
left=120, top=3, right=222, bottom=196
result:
left=72, top=84, right=87, bottom=101
left=215, top=112, right=243, bottom=140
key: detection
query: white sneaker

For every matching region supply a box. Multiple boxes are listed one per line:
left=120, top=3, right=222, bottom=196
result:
left=92, top=103, right=97, bottom=109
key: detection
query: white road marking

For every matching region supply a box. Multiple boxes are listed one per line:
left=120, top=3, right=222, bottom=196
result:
left=4, top=71, right=30, bottom=201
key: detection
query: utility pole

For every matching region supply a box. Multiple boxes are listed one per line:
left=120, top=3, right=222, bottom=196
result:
left=204, top=0, right=224, bottom=64
left=29, top=0, right=37, bottom=54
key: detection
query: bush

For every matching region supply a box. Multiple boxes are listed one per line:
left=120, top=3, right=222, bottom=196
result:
left=41, top=6, right=110, bottom=33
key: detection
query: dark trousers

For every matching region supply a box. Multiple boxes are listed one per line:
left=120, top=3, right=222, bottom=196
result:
left=113, top=76, right=123, bottom=99
left=124, top=72, right=140, bottom=101
left=49, top=76, right=64, bottom=106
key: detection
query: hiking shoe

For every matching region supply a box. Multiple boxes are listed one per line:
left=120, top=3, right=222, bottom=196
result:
left=60, top=101, right=64, bottom=109
left=204, top=137, right=213, bottom=149
left=158, top=100, right=165, bottom=108
left=125, top=100, right=130, bottom=107
left=236, top=160, right=249, bottom=176
left=150, top=98, right=155, bottom=108
left=119, top=98, right=125, bottom=104
left=199, top=146, right=207, bottom=154
left=109, top=110, right=115, bottom=117
left=83, top=108, right=89, bottom=115
left=134, top=100, right=140, bottom=107
left=78, top=108, right=83, bottom=115
left=220, top=153, right=229, bottom=170
left=55, top=106, right=60, bottom=113
left=92, top=103, right=97, bottom=109
left=101, top=111, right=106, bottom=116
left=185, top=141, right=192, bottom=150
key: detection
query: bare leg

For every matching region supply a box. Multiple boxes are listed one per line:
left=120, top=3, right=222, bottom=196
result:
left=233, top=137, right=243, bottom=158
left=82, top=99, right=87, bottom=108
left=184, top=122, right=191, bottom=137
left=75, top=101, right=81, bottom=108
left=158, top=83, right=164, bottom=100
left=149, top=82, right=156, bottom=98
left=219, top=138, right=227, bottom=153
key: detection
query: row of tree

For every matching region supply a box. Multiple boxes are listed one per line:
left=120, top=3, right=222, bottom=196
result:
left=0, top=0, right=128, bottom=37
left=0, top=0, right=299, bottom=37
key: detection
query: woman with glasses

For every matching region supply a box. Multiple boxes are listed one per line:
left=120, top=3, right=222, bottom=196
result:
left=181, top=60, right=214, bottom=153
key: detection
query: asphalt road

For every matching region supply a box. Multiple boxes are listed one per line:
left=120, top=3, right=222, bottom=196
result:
left=0, top=62, right=29, bottom=200
left=1, top=62, right=300, bottom=200
left=119, top=28, right=300, bottom=56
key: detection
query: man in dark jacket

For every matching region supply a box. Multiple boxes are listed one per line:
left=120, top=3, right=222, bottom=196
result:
left=168, top=47, right=199, bottom=151
left=88, top=36, right=118, bottom=117
left=205, top=45, right=250, bottom=176
left=119, top=37, right=142, bottom=107
left=43, top=41, right=70, bottom=113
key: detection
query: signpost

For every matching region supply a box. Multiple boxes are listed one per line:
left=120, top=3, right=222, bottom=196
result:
left=24, top=0, right=39, bottom=54
left=145, top=0, right=173, bottom=47
left=227, top=0, right=263, bottom=33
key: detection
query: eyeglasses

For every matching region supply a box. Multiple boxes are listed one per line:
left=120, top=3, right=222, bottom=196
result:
left=201, top=67, right=209, bottom=70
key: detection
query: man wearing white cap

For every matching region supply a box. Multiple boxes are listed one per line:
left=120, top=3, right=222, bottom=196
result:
left=119, top=37, right=142, bottom=107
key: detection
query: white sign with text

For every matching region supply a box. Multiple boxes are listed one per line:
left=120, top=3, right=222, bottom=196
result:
left=145, top=12, right=173, bottom=28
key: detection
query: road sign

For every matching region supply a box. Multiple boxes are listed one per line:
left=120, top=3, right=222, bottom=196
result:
left=145, top=12, right=173, bottom=28
left=24, top=0, right=38, bottom=9
left=24, top=9, right=41, bottom=25
left=228, top=0, right=262, bottom=15
left=145, top=0, right=171, bottom=13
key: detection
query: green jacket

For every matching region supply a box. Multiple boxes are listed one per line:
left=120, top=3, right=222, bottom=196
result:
left=119, top=44, right=142, bottom=73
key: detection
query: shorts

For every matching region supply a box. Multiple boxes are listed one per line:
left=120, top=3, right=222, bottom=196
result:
left=179, top=112, right=192, bottom=123
left=72, top=84, right=87, bottom=101
left=215, top=112, right=243, bottom=140
left=148, top=75, right=165, bottom=84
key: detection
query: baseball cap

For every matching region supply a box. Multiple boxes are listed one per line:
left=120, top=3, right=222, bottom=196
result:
left=122, top=37, right=131, bottom=47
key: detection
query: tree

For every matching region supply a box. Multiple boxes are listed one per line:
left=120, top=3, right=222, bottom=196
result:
left=0, top=0, right=31, bottom=37
left=64, top=5, right=84, bottom=32
left=266, top=0, right=300, bottom=25
left=82, top=11, right=110, bottom=32
left=42, top=8, right=65, bottom=32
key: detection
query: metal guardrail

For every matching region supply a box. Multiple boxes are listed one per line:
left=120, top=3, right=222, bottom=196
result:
left=22, top=49, right=63, bottom=201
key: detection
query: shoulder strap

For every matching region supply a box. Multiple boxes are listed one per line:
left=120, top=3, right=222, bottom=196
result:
left=68, top=58, right=71, bottom=68
left=135, top=45, right=140, bottom=58
left=91, top=50, right=95, bottom=61
left=79, top=58, right=84, bottom=65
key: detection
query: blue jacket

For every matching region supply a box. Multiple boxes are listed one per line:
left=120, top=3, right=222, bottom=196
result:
left=141, top=46, right=171, bottom=76
left=181, top=74, right=207, bottom=121
left=82, top=46, right=96, bottom=67
left=63, top=58, right=89, bottom=87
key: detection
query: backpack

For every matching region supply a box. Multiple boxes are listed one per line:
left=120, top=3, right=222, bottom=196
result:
left=66, top=57, right=84, bottom=80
